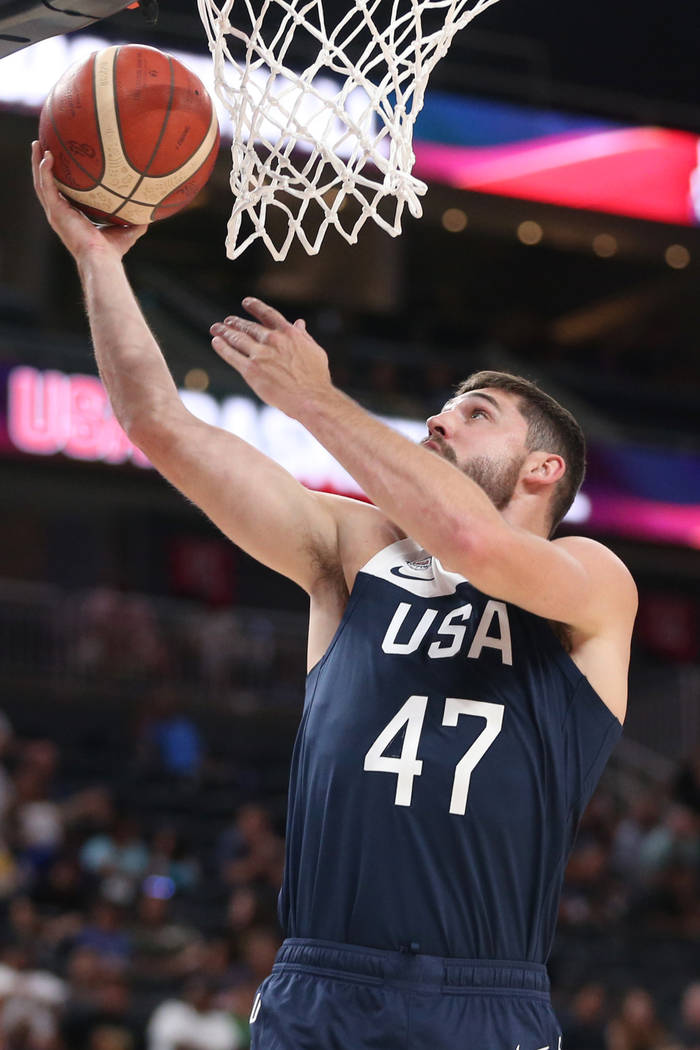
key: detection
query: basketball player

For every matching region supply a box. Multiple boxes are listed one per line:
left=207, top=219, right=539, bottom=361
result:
left=32, top=143, right=637, bottom=1050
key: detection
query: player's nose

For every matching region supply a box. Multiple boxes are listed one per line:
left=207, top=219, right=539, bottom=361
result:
left=426, top=410, right=451, bottom=438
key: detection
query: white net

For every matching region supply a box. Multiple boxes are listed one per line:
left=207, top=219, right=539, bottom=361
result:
left=197, top=0, right=501, bottom=260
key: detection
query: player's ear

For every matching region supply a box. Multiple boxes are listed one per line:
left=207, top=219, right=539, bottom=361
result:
left=522, top=452, right=566, bottom=493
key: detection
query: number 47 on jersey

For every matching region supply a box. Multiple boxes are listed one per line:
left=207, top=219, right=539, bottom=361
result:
left=364, top=696, right=504, bottom=816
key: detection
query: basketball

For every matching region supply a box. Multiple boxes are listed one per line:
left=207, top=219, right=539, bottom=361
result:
left=38, top=44, right=220, bottom=225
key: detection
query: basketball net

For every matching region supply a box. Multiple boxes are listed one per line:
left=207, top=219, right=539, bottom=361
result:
left=197, top=0, right=501, bottom=260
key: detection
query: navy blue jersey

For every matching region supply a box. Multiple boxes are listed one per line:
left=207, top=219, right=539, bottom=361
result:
left=279, top=537, right=622, bottom=963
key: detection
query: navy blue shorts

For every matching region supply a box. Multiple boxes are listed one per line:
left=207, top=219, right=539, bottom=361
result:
left=249, top=938, right=563, bottom=1050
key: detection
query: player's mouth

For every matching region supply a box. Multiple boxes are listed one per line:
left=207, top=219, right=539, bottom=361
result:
left=422, top=437, right=447, bottom=455
left=422, top=435, right=458, bottom=465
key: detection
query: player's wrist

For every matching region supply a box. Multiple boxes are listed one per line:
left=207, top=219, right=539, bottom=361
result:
left=295, top=382, right=345, bottom=428
left=75, top=239, right=123, bottom=277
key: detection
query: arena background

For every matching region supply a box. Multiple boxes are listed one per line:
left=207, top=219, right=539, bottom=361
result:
left=0, top=1, right=699, bottom=1047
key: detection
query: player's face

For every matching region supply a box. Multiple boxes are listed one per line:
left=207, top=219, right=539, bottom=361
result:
left=423, top=390, right=530, bottom=510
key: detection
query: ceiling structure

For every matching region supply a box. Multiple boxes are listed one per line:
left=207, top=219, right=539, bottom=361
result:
left=99, top=0, right=700, bottom=129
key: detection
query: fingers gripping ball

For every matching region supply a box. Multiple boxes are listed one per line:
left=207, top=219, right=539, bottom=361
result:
left=38, top=44, right=220, bottom=225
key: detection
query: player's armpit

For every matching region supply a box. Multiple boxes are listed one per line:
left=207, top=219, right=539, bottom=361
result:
left=131, top=402, right=340, bottom=593
left=450, top=528, right=637, bottom=637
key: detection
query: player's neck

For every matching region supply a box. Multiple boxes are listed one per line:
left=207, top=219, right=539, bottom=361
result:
left=501, top=494, right=551, bottom=539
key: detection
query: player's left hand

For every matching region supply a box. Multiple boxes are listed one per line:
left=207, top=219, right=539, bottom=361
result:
left=31, top=142, right=147, bottom=263
left=210, top=298, right=333, bottom=418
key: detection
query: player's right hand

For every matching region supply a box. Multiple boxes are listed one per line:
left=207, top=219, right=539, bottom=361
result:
left=31, top=141, right=147, bottom=262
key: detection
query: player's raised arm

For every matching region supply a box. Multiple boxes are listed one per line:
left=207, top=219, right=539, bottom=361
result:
left=209, top=299, right=637, bottom=639
left=31, top=144, right=338, bottom=592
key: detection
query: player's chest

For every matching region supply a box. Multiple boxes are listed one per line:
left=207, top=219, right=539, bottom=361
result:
left=350, top=536, right=516, bottom=668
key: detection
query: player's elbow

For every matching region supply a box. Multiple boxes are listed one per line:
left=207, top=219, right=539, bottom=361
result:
left=121, top=409, right=158, bottom=450
left=437, top=519, right=494, bottom=578
left=122, top=400, right=183, bottom=456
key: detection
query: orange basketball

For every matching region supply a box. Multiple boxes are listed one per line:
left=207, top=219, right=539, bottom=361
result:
left=38, top=44, right=220, bottom=225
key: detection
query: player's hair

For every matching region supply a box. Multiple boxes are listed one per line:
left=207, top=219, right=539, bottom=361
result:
left=455, top=371, right=586, bottom=535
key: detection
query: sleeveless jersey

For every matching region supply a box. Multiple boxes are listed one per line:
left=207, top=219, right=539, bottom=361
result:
left=278, top=537, right=622, bottom=963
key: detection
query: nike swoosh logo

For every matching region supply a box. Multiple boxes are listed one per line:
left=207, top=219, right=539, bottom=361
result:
left=390, top=566, right=436, bottom=581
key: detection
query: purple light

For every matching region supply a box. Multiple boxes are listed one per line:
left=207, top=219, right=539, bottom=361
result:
left=143, top=875, right=176, bottom=900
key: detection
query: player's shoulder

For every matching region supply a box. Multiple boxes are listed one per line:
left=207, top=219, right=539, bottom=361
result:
left=553, top=534, right=638, bottom=613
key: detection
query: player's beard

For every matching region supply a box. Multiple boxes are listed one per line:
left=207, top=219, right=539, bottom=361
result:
left=428, top=438, right=526, bottom=510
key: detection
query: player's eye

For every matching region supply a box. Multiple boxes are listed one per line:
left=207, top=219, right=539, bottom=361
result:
left=470, top=408, right=488, bottom=420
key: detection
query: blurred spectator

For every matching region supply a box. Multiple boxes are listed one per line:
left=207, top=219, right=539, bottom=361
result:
left=220, top=981, right=257, bottom=1050
left=88, top=1028, right=135, bottom=1050
left=192, top=939, right=257, bottom=1047
left=146, top=977, right=242, bottom=1050
left=611, top=792, right=664, bottom=883
left=135, top=689, right=203, bottom=781
left=72, top=590, right=170, bottom=682
left=198, top=938, right=238, bottom=993
left=0, top=945, right=66, bottom=1050
left=62, top=788, right=116, bottom=851
left=72, top=590, right=126, bottom=676
left=239, top=927, right=280, bottom=988
left=217, top=805, right=284, bottom=890
left=61, top=975, right=143, bottom=1050
left=10, top=750, right=63, bottom=878
left=146, top=828, right=199, bottom=894
left=73, top=900, right=131, bottom=970
left=637, top=857, right=700, bottom=935
left=226, top=885, right=279, bottom=937
left=129, top=893, right=202, bottom=981
left=31, top=854, right=87, bottom=917
left=63, top=946, right=106, bottom=1012
left=607, top=988, right=676, bottom=1050
left=675, top=982, right=700, bottom=1050
left=638, top=805, right=700, bottom=881
left=225, top=887, right=259, bottom=933
left=195, top=610, right=248, bottom=692
left=3, top=897, right=46, bottom=958
left=118, top=598, right=170, bottom=681
left=196, top=609, right=276, bottom=693
left=559, top=833, right=617, bottom=926
left=560, top=983, right=607, bottom=1050
left=80, top=815, right=150, bottom=904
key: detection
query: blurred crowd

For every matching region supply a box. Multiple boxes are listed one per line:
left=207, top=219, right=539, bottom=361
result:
left=65, top=589, right=303, bottom=704
left=0, top=703, right=285, bottom=1050
left=0, top=695, right=696, bottom=1050
left=560, top=769, right=700, bottom=936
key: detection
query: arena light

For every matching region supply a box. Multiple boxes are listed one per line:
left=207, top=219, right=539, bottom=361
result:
left=664, top=244, right=691, bottom=269
left=413, top=92, right=700, bottom=227
left=562, top=491, right=591, bottom=525
left=517, top=220, right=543, bottom=245
left=184, top=368, right=210, bottom=392
left=592, top=234, right=618, bottom=258
left=441, top=208, right=468, bottom=233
